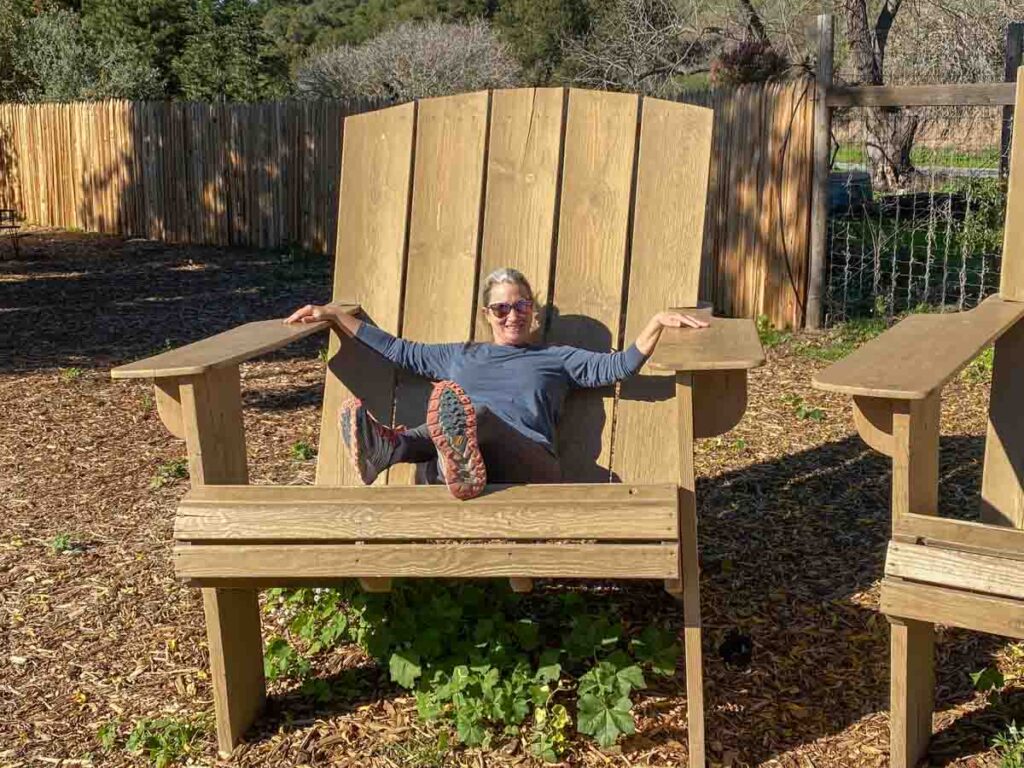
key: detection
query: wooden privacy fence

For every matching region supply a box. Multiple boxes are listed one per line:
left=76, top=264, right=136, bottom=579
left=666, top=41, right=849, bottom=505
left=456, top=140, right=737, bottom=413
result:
left=0, top=83, right=813, bottom=327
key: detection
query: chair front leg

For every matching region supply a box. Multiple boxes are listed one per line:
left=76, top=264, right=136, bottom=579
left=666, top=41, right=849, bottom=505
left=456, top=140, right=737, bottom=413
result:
left=889, top=616, right=935, bottom=768
left=178, top=365, right=266, bottom=755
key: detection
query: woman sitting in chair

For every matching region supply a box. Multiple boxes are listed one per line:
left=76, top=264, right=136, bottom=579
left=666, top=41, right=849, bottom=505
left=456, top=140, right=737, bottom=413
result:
left=286, top=268, right=706, bottom=500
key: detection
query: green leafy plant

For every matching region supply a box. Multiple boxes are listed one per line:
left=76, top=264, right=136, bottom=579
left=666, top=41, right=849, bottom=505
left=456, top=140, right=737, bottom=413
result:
left=50, top=532, right=82, bottom=554
left=318, top=346, right=330, bottom=363
left=971, top=665, right=1005, bottom=694
left=963, top=346, right=994, bottom=382
left=782, top=394, right=825, bottom=421
left=290, top=440, right=317, bottom=461
left=756, top=315, right=790, bottom=349
left=59, top=366, right=84, bottom=382
left=124, top=716, right=209, bottom=767
left=263, top=636, right=311, bottom=682
left=995, top=721, right=1024, bottom=768
left=262, top=581, right=681, bottom=756
left=96, top=719, right=119, bottom=751
left=150, top=458, right=188, bottom=489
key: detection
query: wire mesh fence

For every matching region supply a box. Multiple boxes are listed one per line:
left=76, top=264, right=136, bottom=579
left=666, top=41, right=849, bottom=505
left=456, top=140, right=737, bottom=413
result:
left=825, top=103, right=1012, bottom=325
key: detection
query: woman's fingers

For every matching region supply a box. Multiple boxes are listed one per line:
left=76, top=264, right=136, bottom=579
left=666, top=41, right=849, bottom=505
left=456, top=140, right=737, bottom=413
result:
left=661, top=312, right=708, bottom=329
left=284, top=304, right=316, bottom=324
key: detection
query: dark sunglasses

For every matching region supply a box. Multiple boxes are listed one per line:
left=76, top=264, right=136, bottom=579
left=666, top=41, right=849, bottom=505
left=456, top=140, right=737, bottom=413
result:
left=486, top=299, right=534, bottom=319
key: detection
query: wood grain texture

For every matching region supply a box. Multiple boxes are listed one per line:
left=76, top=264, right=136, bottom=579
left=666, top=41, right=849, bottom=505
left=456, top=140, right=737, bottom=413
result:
left=888, top=616, right=935, bottom=768
left=203, top=588, right=265, bottom=756
left=894, top=512, right=1024, bottom=560
left=392, top=92, right=490, bottom=483
left=549, top=89, right=638, bottom=481
left=179, top=366, right=248, bottom=488
left=648, top=319, right=764, bottom=371
left=881, top=577, right=1024, bottom=639
left=811, top=296, right=1024, bottom=399
left=981, top=318, right=1024, bottom=527
left=827, top=82, right=1016, bottom=107
left=1003, top=76, right=1024, bottom=299
left=177, top=364, right=263, bottom=758
left=176, top=483, right=678, bottom=541
left=475, top=88, right=565, bottom=342
left=175, top=543, right=680, bottom=580
left=111, top=311, right=353, bottom=380
left=886, top=540, right=1024, bottom=601
left=317, top=102, right=415, bottom=486
left=692, top=369, right=748, bottom=439
left=852, top=396, right=895, bottom=456
left=892, top=394, right=939, bottom=522
left=154, top=379, right=185, bottom=440
left=614, top=98, right=712, bottom=483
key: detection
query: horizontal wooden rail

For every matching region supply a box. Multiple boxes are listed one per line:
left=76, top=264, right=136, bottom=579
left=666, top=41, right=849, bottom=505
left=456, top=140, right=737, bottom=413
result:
left=827, top=83, right=1016, bottom=108
left=175, top=542, right=681, bottom=582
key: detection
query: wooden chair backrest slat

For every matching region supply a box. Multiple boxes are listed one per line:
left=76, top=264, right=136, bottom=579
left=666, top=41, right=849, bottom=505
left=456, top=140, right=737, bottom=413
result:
left=317, top=102, right=415, bottom=486
left=981, top=71, right=1024, bottom=527
left=473, top=87, right=565, bottom=342
left=615, top=98, right=714, bottom=483
left=1001, top=73, right=1024, bottom=302
left=317, top=88, right=713, bottom=486
left=548, top=89, right=639, bottom=481
left=389, top=92, right=490, bottom=484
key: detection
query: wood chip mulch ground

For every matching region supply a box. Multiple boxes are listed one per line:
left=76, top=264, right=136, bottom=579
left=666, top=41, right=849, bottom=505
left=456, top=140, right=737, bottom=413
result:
left=1, top=231, right=1022, bottom=768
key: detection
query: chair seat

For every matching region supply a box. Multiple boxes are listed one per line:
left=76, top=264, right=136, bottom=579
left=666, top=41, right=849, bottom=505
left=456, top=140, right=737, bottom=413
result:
left=881, top=539, right=1024, bottom=639
left=174, top=483, right=681, bottom=585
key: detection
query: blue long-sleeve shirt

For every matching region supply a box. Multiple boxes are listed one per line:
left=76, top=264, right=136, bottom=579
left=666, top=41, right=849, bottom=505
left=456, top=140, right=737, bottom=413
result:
left=356, top=324, right=647, bottom=452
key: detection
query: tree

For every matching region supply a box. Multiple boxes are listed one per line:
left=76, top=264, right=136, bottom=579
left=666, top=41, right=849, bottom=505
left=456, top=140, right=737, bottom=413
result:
left=839, top=0, right=919, bottom=189
left=559, top=0, right=714, bottom=95
left=174, top=0, right=290, bottom=101
left=493, top=0, right=593, bottom=83
left=80, top=0, right=192, bottom=96
left=295, top=19, right=520, bottom=101
left=259, top=0, right=498, bottom=74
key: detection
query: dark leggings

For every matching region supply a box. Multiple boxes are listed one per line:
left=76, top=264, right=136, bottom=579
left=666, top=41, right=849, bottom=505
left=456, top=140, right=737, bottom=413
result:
left=393, top=405, right=562, bottom=485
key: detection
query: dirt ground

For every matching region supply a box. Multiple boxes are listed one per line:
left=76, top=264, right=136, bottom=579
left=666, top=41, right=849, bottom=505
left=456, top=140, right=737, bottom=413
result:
left=1, top=231, right=1021, bottom=767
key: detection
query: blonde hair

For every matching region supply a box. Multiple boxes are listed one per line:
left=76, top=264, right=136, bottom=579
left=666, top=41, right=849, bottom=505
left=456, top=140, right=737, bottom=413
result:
left=480, top=267, right=534, bottom=307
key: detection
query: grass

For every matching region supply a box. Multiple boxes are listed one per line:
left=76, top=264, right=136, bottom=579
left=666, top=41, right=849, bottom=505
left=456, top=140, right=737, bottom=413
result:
left=795, top=313, right=889, bottom=362
left=834, top=144, right=1001, bottom=169
left=58, top=367, right=84, bottom=382
left=756, top=315, right=791, bottom=349
left=963, top=346, right=994, bottom=382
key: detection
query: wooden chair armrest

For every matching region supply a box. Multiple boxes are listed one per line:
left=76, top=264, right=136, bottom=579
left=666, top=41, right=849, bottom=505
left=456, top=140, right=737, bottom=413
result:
left=110, top=303, right=360, bottom=380
left=811, top=296, right=1024, bottom=400
left=648, top=318, right=765, bottom=372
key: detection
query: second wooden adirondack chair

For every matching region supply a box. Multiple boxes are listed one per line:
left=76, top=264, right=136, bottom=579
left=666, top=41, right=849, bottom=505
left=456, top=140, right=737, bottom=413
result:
left=112, top=87, right=765, bottom=764
left=813, top=74, right=1024, bottom=768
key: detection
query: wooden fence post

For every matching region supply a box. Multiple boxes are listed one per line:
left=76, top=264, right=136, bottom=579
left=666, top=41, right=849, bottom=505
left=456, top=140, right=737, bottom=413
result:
left=1002, top=22, right=1024, bottom=179
left=806, top=13, right=834, bottom=330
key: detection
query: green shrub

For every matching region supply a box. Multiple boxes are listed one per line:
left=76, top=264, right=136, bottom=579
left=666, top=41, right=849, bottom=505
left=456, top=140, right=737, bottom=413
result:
left=262, top=582, right=681, bottom=757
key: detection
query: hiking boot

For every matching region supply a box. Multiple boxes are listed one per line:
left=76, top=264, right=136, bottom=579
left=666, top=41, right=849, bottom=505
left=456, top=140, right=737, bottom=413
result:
left=339, top=397, right=401, bottom=485
left=426, top=381, right=487, bottom=500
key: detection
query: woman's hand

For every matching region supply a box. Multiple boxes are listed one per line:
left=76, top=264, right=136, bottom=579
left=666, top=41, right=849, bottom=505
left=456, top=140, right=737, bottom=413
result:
left=651, top=310, right=708, bottom=330
left=285, top=304, right=335, bottom=325
left=634, top=310, right=708, bottom=356
left=284, top=303, right=362, bottom=337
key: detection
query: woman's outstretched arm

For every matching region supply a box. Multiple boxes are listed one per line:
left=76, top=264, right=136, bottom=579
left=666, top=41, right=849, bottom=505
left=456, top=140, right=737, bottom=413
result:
left=284, top=303, right=459, bottom=380
left=633, top=311, right=707, bottom=356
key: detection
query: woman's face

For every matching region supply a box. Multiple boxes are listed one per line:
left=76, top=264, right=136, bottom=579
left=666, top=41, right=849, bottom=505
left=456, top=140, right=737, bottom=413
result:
left=484, top=282, right=535, bottom=347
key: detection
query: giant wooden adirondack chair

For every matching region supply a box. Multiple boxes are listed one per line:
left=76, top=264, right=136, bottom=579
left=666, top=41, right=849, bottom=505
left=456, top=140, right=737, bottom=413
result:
left=111, top=88, right=765, bottom=763
left=812, top=76, right=1024, bottom=768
